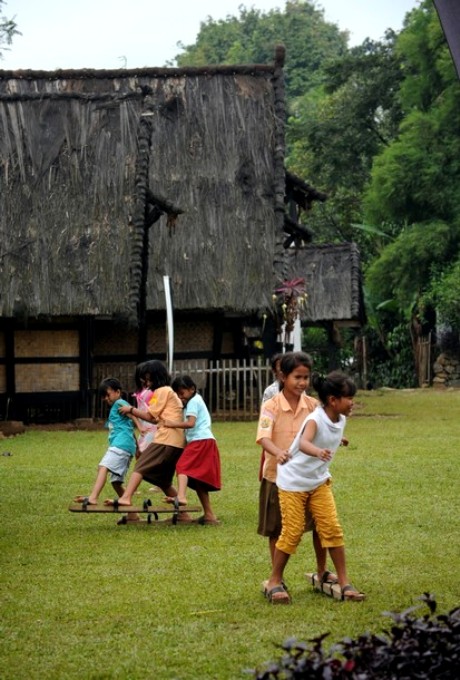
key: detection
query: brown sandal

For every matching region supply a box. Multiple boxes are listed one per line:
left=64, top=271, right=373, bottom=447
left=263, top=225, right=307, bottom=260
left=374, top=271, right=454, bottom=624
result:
left=341, top=584, right=365, bottom=601
left=266, top=585, right=291, bottom=604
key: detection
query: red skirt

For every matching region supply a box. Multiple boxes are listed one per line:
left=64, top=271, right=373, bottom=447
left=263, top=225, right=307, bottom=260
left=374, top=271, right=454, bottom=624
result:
left=176, top=438, right=221, bottom=492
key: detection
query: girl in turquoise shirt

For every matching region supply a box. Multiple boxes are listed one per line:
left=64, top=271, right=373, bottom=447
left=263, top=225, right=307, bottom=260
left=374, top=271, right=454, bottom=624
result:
left=73, top=378, right=137, bottom=509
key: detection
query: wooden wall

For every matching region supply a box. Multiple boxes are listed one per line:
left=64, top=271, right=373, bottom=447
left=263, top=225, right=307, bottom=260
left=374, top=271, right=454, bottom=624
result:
left=0, top=315, right=244, bottom=422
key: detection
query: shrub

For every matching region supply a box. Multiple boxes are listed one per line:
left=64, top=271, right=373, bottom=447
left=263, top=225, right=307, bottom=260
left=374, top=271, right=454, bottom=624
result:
left=249, top=594, right=460, bottom=679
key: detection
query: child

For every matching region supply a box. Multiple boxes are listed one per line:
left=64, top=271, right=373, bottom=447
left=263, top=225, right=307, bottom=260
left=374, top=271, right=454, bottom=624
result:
left=262, top=353, right=283, bottom=403
left=263, top=370, right=365, bottom=604
left=256, top=352, right=333, bottom=589
left=105, top=361, right=189, bottom=519
left=132, top=361, right=157, bottom=454
left=162, top=375, right=221, bottom=525
left=74, top=378, right=138, bottom=515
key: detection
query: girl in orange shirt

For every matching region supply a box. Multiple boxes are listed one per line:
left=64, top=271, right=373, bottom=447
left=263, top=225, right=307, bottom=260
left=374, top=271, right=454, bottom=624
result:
left=104, top=360, right=186, bottom=509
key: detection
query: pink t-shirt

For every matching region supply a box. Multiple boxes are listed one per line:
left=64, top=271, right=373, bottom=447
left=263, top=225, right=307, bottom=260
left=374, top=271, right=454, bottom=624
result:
left=134, top=387, right=157, bottom=452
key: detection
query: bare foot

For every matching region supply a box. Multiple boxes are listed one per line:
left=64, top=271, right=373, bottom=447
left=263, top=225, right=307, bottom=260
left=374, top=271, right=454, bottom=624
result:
left=103, top=498, right=133, bottom=507
left=74, top=495, right=97, bottom=504
left=164, top=496, right=187, bottom=506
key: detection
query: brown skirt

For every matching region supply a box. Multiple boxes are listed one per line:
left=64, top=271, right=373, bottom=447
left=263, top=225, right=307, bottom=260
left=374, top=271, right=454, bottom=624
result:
left=134, top=443, right=183, bottom=492
left=257, top=478, right=281, bottom=538
left=257, top=478, right=315, bottom=539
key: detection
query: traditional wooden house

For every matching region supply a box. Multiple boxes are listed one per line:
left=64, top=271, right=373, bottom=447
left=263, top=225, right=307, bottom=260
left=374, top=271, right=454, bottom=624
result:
left=0, top=47, right=364, bottom=422
left=286, top=242, right=365, bottom=360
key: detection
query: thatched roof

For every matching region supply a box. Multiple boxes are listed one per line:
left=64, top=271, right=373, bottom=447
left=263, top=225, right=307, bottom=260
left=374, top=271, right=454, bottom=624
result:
left=0, top=56, right=290, bottom=321
left=285, top=243, right=365, bottom=326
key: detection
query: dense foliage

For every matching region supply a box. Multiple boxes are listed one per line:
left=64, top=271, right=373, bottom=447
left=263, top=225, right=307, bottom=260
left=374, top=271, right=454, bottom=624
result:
left=364, top=3, right=460, bottom=324
left=175, top=0, right=460, bottom=386
left=250, top=594, right=460, bottom=679
left=287, top=31, right=405, bottom=248
left=174, top=1, right=348, bottom=99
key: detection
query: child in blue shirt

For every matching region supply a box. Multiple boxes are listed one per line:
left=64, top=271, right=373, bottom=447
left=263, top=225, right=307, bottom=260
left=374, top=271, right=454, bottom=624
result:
left=74, top=378, right=137, bottom=508
left=162, top=375, right=221, bottom=525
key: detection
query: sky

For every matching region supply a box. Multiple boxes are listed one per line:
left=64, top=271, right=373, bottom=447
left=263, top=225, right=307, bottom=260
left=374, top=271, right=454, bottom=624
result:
left=0, top=0, right=420, bottom=71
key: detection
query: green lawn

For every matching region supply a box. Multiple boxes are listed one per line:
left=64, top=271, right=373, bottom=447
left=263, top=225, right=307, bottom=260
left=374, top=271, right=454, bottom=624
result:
left=1, top=388, right=459, bottom=679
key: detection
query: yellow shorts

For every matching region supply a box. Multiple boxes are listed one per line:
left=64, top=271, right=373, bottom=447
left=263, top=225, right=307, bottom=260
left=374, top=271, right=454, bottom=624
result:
left=276, top=480, right=344, bottom=555
left=258, top=478, right=315, bottom=538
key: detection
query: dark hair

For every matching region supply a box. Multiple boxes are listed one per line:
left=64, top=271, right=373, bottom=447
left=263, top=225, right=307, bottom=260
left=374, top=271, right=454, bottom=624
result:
left=98, top=377, right=128, bottom=400
left=312, top=370, right=356, bottom=405
left=270, top=353, right=283, bottom=372
left=139, top=360, right=171, bottom=390
left=134, top=361, right=147, bottom=391
left=171, top=375, right=197, bottom=395
left=279, top=351, right=313, bottom=380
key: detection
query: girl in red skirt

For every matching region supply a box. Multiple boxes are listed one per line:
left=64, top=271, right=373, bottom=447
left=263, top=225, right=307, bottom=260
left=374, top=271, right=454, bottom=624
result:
left=162, top=375, right=221, bottom=525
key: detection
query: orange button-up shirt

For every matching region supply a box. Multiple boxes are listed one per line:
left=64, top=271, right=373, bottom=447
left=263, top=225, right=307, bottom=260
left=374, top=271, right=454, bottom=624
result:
left=256, top=391, right=318, bottom=483
left=147, top=386, right=185, bottom=449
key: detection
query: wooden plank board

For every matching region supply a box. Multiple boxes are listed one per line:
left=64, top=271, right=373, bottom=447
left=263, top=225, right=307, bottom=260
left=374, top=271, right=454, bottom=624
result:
left=69, top=503, right=201, bottom=514
left=305, top=572, right=342, bottom=600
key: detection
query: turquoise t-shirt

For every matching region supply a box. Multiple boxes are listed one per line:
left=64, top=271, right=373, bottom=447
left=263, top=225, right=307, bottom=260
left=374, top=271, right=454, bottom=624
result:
left=184, top=394, right=215, bottom=443
left=106, top=398, right=136, bottom=455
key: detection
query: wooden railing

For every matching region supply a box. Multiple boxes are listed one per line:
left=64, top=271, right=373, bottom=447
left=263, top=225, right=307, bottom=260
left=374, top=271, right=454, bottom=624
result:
left=172, top=358, right=272, bottom=421
left=94, top=358, right=272, bottom=421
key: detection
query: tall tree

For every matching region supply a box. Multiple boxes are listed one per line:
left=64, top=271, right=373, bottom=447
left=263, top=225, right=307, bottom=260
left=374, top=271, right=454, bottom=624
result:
left=364, top=0, right=460, bottom=312
left=174, top=1, right=348, bottom=99
left=172, top=0, right=460, bottom=384
left=364, top=2, right=460, bottom=228
left=361, top=0, right=460, bottom=384
left=287, top=32, right=404, bottom=251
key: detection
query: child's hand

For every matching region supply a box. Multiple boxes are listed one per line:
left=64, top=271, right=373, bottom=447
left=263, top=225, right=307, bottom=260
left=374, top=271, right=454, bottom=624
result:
left=317, top=448, right=332, bottom=461
left=276, top=449, right=291, bottom=465
left=119, top=405, right=131, bottom=415
left=341, top=437, right=349, bottom=447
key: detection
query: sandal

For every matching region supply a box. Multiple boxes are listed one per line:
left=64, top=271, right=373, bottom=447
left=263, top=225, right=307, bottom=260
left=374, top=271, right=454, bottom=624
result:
left=341, top=584, right=365, bottom=601
left=321, top=570, right=339, bottom=594
left=261, top=579, right=289, bottom=597
left=321, top=570, right=338, bottom=586
left=266, top=584, right=291, bottom=605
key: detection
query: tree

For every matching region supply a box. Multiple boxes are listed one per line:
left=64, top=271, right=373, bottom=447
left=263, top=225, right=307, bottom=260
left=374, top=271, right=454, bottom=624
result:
left=287, top=32, right=405, bottom=251
left=173, top=1, right=348, bottom=99
left=423, top=260, right=460, bottom=330
left=365, top=220, right=458, bottom=312
left=0, top=0, right=19, bottom=58
left=364, top=1, right=460, bottom=309
left=171, top=0, right=460, bottom=385
left=361, top=0, right=460, bottom=384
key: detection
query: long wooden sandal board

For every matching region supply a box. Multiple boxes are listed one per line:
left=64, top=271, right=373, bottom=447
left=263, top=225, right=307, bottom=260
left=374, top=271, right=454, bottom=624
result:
left=69, top=498, right=201, bottom=525
left=306, top=572, right=365, bottom=601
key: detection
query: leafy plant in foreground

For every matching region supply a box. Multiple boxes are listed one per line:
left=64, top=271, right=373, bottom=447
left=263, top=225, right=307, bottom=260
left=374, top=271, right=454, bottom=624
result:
left=250, top=593, right=460, bottom=679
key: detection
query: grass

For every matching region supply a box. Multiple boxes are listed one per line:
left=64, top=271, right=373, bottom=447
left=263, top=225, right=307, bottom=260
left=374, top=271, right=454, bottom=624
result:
left=1, top=388, right=459, bottom=679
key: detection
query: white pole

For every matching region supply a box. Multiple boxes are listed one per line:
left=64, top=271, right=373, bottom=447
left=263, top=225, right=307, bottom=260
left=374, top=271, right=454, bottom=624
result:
left=163, top=275, right=174, bottom=373
left=293, top=317, right=302, bottom=351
